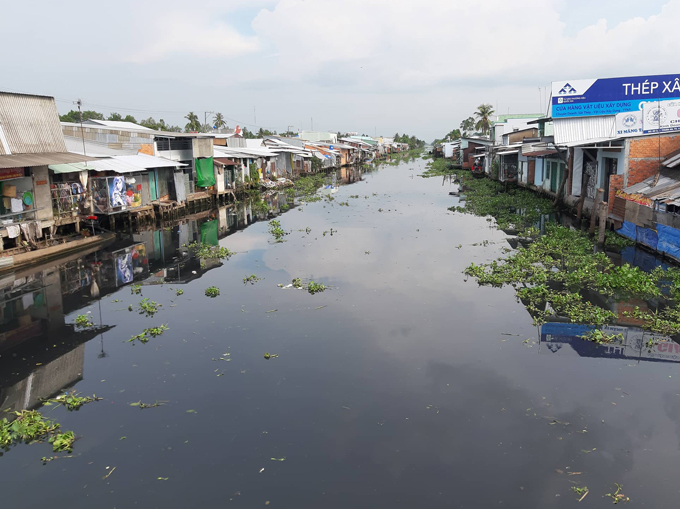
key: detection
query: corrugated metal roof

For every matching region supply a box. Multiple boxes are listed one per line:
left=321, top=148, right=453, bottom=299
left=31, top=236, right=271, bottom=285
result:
left=49, top=162, right=96, bottom=174
left=51, top=154, right=184, bottom=173
left=0, top=92, right=67, bottom=155
left=553, top=116, right=616, bottom=145
left=561, top=137, right=622, bottom=148
left=523, top=149, right=558, bottom=157
left=50, top=157, right=152, bottom=174
left=663, top=152, right=680, bottom=168
left=0, top=151, right=98, bottom=169
left=214, top=157, right=238, bottom=165
left=623, top=172, right=680, bottom=200
left=114, top=154, right=186, bottom=169
left=82, top=120, right=155, bottom=131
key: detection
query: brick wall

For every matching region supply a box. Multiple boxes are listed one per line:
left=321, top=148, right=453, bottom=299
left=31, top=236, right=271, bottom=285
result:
left=608, top=174, right=623, bottom=211
left=628, top=134, right=680, bottom=186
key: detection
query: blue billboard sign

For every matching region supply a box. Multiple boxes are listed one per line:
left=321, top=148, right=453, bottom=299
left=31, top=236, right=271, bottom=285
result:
left=551, top=73, right=680, bottom=119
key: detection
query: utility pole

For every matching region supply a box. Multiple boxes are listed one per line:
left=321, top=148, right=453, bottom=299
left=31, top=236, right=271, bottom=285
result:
left=75, top=98, right=86, bottom=156
left=204, top=111, right=215, bottom=133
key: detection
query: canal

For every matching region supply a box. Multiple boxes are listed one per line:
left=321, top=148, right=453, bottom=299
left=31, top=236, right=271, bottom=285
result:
left=1, top=154, right=679, bottom=507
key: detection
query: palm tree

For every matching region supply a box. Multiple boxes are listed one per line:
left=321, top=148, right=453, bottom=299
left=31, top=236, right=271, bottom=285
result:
left=184, top=111, right=201, bottom=132
left=213, top=113, right=226, bottom=130
left=474, top=104, right=495, bottom=136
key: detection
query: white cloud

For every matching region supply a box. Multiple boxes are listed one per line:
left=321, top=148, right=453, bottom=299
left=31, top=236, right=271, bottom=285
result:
left=127, top=11, right=259, bottom=64
left=252, top=0, right=680, bottom=91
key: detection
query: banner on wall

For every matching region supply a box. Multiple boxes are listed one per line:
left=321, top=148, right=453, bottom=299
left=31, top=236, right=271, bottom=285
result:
left=552, top=73, right=680, bottom=118
left=108, top=176, right=142, bottom=210
left=552, top=73, right=680, bottom=136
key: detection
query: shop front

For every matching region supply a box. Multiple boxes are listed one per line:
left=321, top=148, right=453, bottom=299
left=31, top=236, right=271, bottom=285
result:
left=91, top=174, right=147, bottom=214
left=0, top=167, right=37, bottom=223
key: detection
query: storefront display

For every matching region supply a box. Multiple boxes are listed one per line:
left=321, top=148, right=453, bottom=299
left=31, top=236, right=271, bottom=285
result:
left=0, top=168, right=35, bottom=220
left=91, top=176, right=143, bottom=214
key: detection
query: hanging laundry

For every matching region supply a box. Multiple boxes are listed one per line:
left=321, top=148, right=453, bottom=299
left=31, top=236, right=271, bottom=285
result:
left=10, top=198, right=23, bottom=213
left=6, top=224, right=20, bottom=238
left=20, top=223, right=36, bottom=244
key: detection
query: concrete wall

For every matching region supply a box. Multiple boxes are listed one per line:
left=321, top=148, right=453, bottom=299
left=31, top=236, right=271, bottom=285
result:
left=32, top=166, right=53, bottom=221
left=192, top=138, right=214, bottom=158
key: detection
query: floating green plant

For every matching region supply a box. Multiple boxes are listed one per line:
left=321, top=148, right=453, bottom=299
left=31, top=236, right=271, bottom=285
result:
left=205, top=286, right=220, bottom=298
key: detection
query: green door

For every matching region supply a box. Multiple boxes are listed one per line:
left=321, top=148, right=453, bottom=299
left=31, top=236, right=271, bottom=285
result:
left=149, top=170, right=158, bottom=201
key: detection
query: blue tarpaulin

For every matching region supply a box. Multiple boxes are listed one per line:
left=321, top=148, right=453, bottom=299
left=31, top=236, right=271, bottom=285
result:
left=657, top=224, right=680, bottom=262
left=636, top=226, right=658, bottom=250
left=616, top=221, right=637, bottom=241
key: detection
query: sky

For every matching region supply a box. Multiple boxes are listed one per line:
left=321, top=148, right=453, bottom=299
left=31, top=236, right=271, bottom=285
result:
left=0, top=0, right=677, bottom=141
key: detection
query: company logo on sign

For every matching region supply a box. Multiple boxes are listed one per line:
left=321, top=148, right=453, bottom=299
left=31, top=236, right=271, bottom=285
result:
left=646, top=107, right=668, bottom=127
left=558, top=83, right=578, bottom=95
left=622, top=114, right=638, bottom=128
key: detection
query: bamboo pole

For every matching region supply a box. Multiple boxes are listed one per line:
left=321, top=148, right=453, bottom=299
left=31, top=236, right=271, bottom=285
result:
left=589, top=188, right=604, bottom=235
left=597, top=201, right=608, bottom=246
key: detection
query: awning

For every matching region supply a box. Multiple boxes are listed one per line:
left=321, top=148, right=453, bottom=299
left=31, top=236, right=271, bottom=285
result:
left=523, top=149, right=558, bottom=157
left=497, top=149, right=519, bottom=156
left=50, top=158, right=143, bottom=174
left=113, top=154, right=187, bottom=169
left=0, top=151, right=99, bottom=169
left=49, top=162, right=96, bottom=174
left=561, top=137, right=622, bottom=148
left=214, top=157, right=238, bottom=165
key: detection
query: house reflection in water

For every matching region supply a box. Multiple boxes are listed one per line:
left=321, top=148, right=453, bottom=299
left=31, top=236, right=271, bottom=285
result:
left=540, top=322, right=679, bottom=363
left=0, top=262, right=115, bottom=414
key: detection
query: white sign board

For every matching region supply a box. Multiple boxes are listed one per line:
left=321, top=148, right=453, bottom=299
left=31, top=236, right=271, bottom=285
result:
left=615, top=111, right=643, bottom=137
left=642, top=99, right=680, bottom=134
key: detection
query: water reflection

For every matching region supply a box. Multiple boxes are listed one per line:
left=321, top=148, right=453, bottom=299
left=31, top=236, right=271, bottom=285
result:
left=0, top=187, right=325, bottom=414
left=540, top=322, right=678, bottom=363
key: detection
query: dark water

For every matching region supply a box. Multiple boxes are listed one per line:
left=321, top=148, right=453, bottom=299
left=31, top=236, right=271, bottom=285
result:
left=2, top=157, right=680, bottom=508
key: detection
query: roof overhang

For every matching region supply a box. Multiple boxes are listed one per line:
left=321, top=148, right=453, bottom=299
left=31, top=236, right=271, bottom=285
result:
left=523, top=149, right=559, bottom=157
left=0, top=152, right=99, bottom=169
left=214, top=158, right=239, bottom=165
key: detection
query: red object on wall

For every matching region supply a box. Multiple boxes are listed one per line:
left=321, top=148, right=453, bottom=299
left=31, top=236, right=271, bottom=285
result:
left=0, top=168, right=25, bottom=181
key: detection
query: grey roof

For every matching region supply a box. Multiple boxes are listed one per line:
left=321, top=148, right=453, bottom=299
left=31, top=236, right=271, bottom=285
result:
left=0, top=92, right=67, bottom=155
left=82, top=120, right=155, bottom=131
left=623, top=171, right=680, bottom=205
left=663, top=152, right=680, bottom=169
left=0, top=151, right=98, bottom=169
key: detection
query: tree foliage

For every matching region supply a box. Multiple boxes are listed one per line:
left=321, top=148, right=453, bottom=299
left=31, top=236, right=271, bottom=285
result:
left=59, top=110, right=104, bottom=123
left=139, top=117, right=182, bottom=132
left=460, top=117, right=476, bottom=137
left=184, top=111, right=201, bottom=132
left=213, top=113, right=226, bottom=130
left=392, top=133, right=425, bottom=148
left=474, top=104, right=495, bottom=135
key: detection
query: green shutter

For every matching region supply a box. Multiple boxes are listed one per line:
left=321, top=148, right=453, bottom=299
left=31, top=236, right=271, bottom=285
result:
left=195, top=157, right=216, bottom=188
